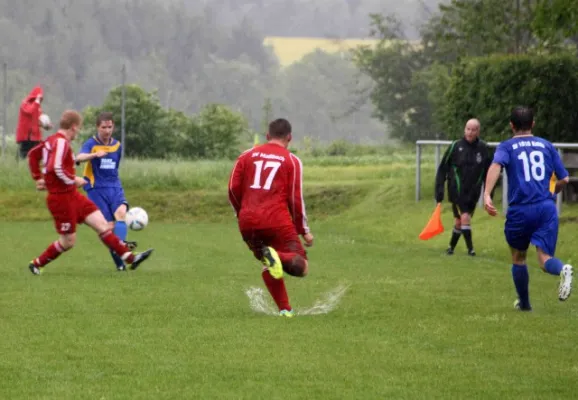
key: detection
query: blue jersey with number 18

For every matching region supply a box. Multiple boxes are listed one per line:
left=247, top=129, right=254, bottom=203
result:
left=492, top=136, right=568, bottom=206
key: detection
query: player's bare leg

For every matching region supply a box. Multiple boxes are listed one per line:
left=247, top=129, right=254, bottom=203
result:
left=510, top=248, right=532, bottom=311
left=447, top=217, right=462, bottom=255
left=536, top=247, right=573, bottom=301
left=460, top=213, right=475, bottom=256
left=84, top=210, right=154, bottom=270
left=29, top=233, right=76, bottom=275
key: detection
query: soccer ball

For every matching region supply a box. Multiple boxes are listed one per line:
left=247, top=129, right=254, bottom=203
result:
left=126, top=207, right=149, bottom=231
left=39, top=113, right=51, bottom=129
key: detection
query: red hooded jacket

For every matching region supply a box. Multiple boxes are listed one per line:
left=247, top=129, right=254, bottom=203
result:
left=16, top=86, right=43, bottom=143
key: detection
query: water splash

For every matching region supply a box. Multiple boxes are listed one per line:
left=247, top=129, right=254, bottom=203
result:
left=245, top=287, right=278, bottom=315
left=297, top=284, right=350, bottom=315
left=244, top=284, right=350, bottom=316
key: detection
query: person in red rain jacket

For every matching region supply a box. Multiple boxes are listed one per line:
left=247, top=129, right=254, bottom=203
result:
left=16, top=86, right=52, bottom=159
left=228, top=118, right=314, bottom=318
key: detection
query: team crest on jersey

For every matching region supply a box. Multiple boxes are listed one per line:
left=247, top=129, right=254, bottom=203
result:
left=476, top=153, right=482, bottom=163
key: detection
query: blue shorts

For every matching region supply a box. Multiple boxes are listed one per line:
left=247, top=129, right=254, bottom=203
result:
left=504, top=200, right=558, bottom=256
left=86, top=187, right=128, bottom=222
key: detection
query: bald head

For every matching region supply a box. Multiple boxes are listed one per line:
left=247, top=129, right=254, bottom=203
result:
left=464, top=118, right=480, bottom=143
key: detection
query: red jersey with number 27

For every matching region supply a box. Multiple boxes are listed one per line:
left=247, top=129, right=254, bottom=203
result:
left=228, top=143, right=310, bottom=235
left=28, top=131, right=77, bottom=194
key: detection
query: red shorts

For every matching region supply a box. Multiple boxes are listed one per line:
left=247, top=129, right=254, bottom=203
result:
left=241, top=225, right=307, bottom=261
left=47, top=191, right=99, bottom=234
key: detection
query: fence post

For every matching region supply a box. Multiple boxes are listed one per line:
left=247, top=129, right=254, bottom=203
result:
left=1, top=62, right=6, bottom=159
left=120, top=64, right=126, bottom=159
left=415, top=143, right=421, bottom=202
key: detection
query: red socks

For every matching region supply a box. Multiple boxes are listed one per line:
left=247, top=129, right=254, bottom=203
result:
left=277, top=251, right=307, bottom=276
left=33, top=231, right=133, bottom=268
left=99, top=230, right=134, bottom=263
left=261, top=269, right=291, bottom=311
left=33, top=241, right=66, bottom=267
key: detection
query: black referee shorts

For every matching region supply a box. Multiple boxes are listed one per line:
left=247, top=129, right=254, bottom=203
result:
left=452, top=201, right=477, bottom=219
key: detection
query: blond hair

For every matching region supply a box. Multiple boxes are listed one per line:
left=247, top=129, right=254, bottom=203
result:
left=59, top=110, right=83, bottom=130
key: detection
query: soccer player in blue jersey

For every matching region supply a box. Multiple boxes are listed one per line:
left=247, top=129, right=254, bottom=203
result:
left=484, top=106, right=573, bottom=311
left=76, top=112, right=137, bottom=271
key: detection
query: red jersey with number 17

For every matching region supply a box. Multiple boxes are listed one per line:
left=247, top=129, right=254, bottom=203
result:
left=228, top=143, right=310, bottom=234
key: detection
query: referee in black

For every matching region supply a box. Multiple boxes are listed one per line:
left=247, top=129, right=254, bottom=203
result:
left=435, top=118, right=492, bottom=256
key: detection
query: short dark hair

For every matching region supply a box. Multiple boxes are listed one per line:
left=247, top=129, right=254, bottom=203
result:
left=96, top=112, right=114, bottom=127
left=510, top=106, right=534, bottom=131
left=268, top=118, right=292, bottom=139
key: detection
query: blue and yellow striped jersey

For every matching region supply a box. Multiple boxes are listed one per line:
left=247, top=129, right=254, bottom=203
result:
left=80, top=136, right=123, bottom=189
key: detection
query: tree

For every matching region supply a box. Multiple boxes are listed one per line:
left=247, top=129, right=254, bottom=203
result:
left=352, top=14, right=435, bottom=141
left=440, top=54, right=578, bottom=142
left=279, top=49, right=386, bottom=143
left=194, top=104, right=253, bottom=159
left=533, top=0, right=578, bottom=51
left=83, top=85, right=173, bottom=158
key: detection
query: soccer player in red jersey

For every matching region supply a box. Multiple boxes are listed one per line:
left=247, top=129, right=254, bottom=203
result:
left=26, top=110, right=154, bottom=275
left=228, top=118, right=314, bottom=317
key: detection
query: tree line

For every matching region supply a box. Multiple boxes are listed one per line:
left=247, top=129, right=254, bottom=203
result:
left=0, top=0, right=402, bottom=147
left=353, top=0, right=578, bottom=142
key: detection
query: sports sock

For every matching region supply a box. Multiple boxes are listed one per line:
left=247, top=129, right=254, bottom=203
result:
left=512, top=264, right=530, bottom=308
left=544, top=257, right=564, bottom=276
left=110, top=221, right=128, bottom=268
left=114, top=221, right=128, bottom=241
left=33, top=241, right=67, bottom=267
left=277, top=251, right=307, bottom=277
left=449, top=226, right=462, bottom=249
left=461, top=225, right=473, bottom=251
left=99, top=230, right=134, bottom=264
left=261, top=269, right=291, bottom=311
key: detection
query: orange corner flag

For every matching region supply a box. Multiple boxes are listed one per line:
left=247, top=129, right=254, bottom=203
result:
left=419, top=203, right=444, bottom=240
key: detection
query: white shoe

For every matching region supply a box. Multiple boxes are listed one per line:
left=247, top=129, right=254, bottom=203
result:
left=559, top=264, right=573, bottom=301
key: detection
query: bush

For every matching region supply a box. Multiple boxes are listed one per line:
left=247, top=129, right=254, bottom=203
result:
left=82, top=86, right=254, bottom=159
left=440, top=53, right=578, bottom=142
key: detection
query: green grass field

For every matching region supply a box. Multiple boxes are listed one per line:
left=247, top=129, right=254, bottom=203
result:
left=1, top=150, right=578, bottom=399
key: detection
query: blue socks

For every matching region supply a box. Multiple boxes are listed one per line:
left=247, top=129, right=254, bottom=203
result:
left=114, top=221, right=128, bottom=241
left=544, top=258, right=564, bottom=276
left=512, top=264, right=530, bottom=309
left=110, top=221, right=128, bottom=269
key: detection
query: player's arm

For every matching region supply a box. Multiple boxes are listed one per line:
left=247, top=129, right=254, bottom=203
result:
left=76, top=140, right=107, bottom=163
left=552, top=146, right=570, bottom=194
left=76, top=151, right=107, bottom=162
left=484, top=144, right=509, bottom=216
left=27, top=142, right=45, bottom=190
left=482, top=145, right=496, bottom=199
left=288, top=154, right=313, bottom=246
left=20, top=97, right=41, bottom=115
left=228, top=157, right=245, bottom=217
left=434, top=142, right=454, bottom=203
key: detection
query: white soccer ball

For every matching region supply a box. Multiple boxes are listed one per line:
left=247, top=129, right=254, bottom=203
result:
left=126, top=207, right=149, bottom=231
left=39, top=113, right=51, bottom=128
